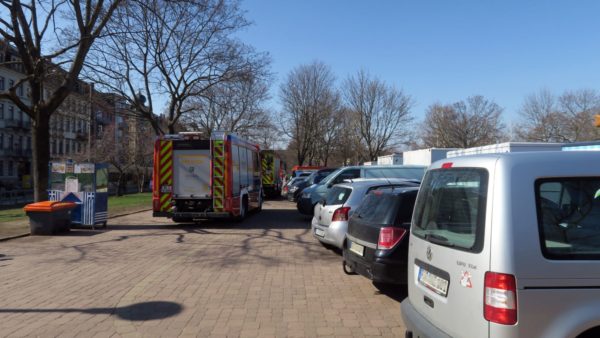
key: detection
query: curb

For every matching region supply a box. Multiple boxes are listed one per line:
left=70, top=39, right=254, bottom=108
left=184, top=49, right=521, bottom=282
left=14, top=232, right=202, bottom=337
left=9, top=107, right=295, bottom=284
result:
left=0, top=208, right=153, bottom=242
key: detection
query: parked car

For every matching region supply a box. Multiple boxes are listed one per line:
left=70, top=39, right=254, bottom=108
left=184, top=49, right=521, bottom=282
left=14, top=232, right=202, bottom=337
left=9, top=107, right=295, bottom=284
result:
left=342, top=186, right=419, bottom=284
left=401, top=151, right=600, bottom=338
left=288, top=168, right=337, bottom=202
left=312, top=178, right=419, bottom=249
left=297, top=165, right=426, bottom=216
left=280, top=176, right=308, bottom=199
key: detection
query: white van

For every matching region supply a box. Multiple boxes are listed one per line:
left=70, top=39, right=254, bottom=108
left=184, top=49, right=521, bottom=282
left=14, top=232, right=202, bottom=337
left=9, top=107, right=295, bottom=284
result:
left=401, top=151, right=600, bottom=338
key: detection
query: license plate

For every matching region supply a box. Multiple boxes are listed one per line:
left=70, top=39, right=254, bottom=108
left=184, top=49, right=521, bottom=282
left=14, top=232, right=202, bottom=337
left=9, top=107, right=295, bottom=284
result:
left=349, top=241, right=364, bottom=256
left=315, top=228, right=325, bottom=237
left=417, top=266, right=449, bottom=297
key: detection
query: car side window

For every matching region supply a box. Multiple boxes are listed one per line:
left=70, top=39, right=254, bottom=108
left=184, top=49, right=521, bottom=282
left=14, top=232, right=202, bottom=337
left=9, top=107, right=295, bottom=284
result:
left=333, top=169, right=360, bottom=184
left=536, top=178, right=600, bottom=260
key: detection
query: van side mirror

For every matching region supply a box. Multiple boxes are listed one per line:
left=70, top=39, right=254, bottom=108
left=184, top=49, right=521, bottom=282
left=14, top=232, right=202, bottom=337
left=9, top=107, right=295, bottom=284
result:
left=320, top=198, right=327, bottom=206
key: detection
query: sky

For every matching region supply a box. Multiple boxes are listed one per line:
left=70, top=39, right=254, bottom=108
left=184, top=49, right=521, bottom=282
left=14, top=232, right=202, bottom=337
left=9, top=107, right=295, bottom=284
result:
left=235, top=0, right=600, bottom=125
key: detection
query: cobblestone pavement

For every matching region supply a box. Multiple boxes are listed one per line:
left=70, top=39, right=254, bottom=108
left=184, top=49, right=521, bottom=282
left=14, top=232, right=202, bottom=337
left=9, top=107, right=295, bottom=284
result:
left=0, top=200, right=407, bottom=337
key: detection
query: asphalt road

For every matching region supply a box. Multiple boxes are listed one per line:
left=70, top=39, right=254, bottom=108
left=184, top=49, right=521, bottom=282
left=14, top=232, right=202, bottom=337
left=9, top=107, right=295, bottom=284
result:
left=0, top=200, right=407, bottom=337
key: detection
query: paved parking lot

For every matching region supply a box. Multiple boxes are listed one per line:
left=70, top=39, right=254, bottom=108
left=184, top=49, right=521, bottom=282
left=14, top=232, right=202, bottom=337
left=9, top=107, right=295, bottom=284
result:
left=0, top=200, right=407, bottom=337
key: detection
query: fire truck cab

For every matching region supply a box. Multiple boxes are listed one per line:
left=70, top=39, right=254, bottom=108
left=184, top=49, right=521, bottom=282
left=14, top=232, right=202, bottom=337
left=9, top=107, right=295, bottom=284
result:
left=152, top=131, right=262, bottom=222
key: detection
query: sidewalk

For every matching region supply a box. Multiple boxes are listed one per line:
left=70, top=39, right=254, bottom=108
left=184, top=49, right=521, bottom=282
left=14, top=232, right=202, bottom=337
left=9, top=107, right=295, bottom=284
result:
left=0, top=207, right=152, bottom=241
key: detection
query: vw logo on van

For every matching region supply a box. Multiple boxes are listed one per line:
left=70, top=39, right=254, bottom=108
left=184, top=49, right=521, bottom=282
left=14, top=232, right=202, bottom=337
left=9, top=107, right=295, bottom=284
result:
left=426, top=246, right=432, bottom=261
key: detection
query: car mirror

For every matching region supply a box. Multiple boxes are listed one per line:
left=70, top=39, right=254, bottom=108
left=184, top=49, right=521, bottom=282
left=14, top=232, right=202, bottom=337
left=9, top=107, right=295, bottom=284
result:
left=320, top=198, right=327, bottom=206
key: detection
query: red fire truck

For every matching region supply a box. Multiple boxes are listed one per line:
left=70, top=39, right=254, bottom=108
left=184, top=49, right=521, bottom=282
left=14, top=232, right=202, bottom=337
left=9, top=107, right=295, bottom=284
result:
left=152, top=131, right=262, bottom=222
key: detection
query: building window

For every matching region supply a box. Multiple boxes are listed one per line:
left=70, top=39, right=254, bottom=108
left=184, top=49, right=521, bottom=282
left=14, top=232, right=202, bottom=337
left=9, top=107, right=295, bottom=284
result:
left=0, top=133, right=3, bottom=149
left=8, top=105, right=14, bottom=120
left=59, top=140, right=63, bottom=155
left=17, top=84, right=23, bottom=97
left=0, top=160, right=3, bottom=176
left=27, top=137, right=31, bottom=150
left=8, top=160, right=13, bottom=176
left=8, top=79, right=13, bottom=89
left=0, top=103, right=3, bottom=119
left=8, top=135, right=13, bottom=149
left=17, top=110, right=21, bottom=122
left=0, top=76, right=4, bottom=90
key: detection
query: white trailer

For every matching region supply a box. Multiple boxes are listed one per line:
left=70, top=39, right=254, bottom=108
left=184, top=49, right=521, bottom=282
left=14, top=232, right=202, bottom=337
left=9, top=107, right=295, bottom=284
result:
left=402, top=148, right=457, bottom=166
left=446, top=142, right=564, bottom=158
left=377, top=153, right=403, bottom=165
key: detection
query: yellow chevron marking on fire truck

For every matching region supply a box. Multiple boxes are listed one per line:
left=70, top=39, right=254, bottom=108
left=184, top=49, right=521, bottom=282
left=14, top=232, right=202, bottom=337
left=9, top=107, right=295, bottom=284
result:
left=212, top=140, right=225, bottom=211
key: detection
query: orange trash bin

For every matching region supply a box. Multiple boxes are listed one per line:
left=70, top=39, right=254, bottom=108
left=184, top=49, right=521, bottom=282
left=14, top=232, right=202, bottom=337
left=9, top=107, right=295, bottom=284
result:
left=24, top=201, right=77, bottom=235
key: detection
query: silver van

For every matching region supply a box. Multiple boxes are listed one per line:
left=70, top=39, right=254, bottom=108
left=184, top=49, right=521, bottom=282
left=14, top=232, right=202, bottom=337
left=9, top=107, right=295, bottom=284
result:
left=401, top=151, right=600, bottom=338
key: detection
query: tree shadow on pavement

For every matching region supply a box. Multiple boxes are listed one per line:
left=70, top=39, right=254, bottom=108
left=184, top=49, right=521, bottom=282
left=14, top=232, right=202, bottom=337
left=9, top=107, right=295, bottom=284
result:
left=0, top=301, right=183, bottom=322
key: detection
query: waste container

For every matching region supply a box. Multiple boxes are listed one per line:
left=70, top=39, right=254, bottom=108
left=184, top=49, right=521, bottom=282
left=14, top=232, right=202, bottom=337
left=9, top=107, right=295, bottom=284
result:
left=24, top=201, right=77, bottom=235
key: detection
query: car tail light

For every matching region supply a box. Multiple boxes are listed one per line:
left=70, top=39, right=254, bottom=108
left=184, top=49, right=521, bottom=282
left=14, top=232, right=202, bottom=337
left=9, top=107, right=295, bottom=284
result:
left=377, top=227, right=407, bottom=250
left=332, top=207, right=351, bottom=221
left=484, top=272, right=517, bottom=325
left=283, top=186, right=288, bottom=193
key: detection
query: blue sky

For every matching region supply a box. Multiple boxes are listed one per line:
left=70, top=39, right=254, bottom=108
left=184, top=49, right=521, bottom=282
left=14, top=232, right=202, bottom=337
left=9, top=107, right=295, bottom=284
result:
left=236, top=0, right=600, bottom=125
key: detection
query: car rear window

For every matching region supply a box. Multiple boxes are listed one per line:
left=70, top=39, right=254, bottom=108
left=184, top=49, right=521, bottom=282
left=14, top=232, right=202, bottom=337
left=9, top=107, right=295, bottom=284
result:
left=353, top=192, right=399, bottom=225
left=364, top=167, right=425, bottom=181
left=325, top=186, right=352, bottom=205
left=412, top=168, right=488, bottom=253
left=536, top=178, right=600, bottom=260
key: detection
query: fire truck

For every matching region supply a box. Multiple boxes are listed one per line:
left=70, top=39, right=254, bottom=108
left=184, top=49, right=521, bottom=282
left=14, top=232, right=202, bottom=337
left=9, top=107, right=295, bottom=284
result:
left=260, top=150, right=286, bottom=198
left=152, top=131, right=262, bottom=222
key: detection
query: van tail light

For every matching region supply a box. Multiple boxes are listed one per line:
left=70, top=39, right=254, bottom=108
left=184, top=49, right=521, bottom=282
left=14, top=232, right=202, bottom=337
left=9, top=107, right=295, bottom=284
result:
left=332, top=207, right=351, bottom=221
left=484, top=272, right=517, bottom=325
left=377, top=227, right=407, bottom=250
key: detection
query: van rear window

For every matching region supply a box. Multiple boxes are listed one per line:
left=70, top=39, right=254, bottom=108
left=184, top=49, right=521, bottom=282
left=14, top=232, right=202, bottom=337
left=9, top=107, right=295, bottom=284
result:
left=412, top=168, right=488, bottom=252
left=536, top=178, right=600, bottom=260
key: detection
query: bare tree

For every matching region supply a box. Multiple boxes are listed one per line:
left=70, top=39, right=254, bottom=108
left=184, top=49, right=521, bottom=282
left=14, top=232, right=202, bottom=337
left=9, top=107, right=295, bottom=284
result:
left=279, top=61, right=339, bottom=165
left=422, top=95, right=506, bottom=148
left=0, top=0, right=123, bottom=201
left=86, top=0, right=265, bottom=135
left=343, top=70, right=413, bottom=161
left=181, top=67, right=273, bottom=140
left=515, top=89, right=600, bottom=142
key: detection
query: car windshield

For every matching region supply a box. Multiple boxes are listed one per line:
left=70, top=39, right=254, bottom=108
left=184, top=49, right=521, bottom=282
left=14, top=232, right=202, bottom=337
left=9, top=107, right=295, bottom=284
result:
left=325, top=186, right=352, bottom=206
left=319, top=168, right=344, bottom=185
left=353, top=192, right=399, bottom=224
left=314, top=171, right=333, bottom=184
left=412, top=168, right=488, bottom=252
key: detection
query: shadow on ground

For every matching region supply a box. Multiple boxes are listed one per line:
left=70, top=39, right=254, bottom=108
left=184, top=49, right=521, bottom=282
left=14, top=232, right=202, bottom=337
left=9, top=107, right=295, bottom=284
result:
left=110, top=206, right=310, bottom=231
left=0, top=301, right=183, bottom=321
left=373, top=282, right=408, bottom=303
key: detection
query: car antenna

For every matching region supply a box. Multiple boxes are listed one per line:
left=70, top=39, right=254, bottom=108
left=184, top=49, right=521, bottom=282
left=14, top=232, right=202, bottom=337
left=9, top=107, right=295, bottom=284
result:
left=381, top=170, right=394, bottom=191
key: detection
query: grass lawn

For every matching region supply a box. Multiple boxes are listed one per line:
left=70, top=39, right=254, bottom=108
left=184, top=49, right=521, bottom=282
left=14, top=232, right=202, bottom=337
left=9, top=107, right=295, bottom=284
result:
left=0, top=192, right=152, bottom=224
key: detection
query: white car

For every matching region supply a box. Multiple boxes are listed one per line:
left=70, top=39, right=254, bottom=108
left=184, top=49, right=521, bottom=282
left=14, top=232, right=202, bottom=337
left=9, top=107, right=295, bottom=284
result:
left=311, top=178, right=419, bottom=248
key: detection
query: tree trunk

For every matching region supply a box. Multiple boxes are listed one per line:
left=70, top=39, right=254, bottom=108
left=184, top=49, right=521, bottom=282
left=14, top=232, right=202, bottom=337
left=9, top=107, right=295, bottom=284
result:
left=117, top=171, right=124, bottom=196
left=32, top=112, right=50, bottom=202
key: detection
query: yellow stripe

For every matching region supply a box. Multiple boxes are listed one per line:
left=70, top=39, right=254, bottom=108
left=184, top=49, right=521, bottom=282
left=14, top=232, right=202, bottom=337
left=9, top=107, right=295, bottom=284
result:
left=161, top=200, right=170, bottom=211
left=160, top=160, right=172, bottom=174
left=160, top=142, right=172, bottom=156
left=160, top=171, right=172, bottom=185
left=160, top=153, right=172, bottom=166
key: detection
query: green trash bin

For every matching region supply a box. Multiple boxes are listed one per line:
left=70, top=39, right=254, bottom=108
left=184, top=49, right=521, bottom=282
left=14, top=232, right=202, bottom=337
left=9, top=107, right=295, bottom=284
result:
left=24, top=201, right=77, bottom=235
